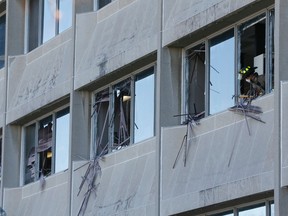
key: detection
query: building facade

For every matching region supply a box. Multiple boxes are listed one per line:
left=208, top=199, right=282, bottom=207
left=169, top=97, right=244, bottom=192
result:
left=0, top=0, right=287, bottom=215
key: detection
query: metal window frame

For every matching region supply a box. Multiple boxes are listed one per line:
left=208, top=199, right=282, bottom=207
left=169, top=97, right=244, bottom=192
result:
left=91, top=63, right=156, bottom=157
left=182, top=7, right=275, bottom=119
left=21, top=105, right=69, bottom=185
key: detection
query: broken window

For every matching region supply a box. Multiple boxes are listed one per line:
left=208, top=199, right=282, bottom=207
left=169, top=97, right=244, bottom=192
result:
left=238, top=11, right=275, bottom=98
left=26, top=0, right=72, bottom=52
left=25, top=124, right=36, bottom=184
left=185, top=43, right=206, bottom=118
left=112, top=79, right=131, bottom=150
left=239, top=14, right=266, bottom=97
left=24, top=107, right=70, bottom=184
left=209, top=29, right=235, bottom=115
left=184, top=9, right=274, bottom=118
left=94, top=89, right=110, bottom=156
left=93, top=66, right=155, bottom=156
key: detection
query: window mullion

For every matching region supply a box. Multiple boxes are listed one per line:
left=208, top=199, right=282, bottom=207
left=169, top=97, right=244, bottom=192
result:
left=205, top=40, right=209, bottom=117
left=56, top=0, right=60, bottom=35
left=35, top=121, right=39, bottom=181
left=130, top=77, right=135, bottom=144
left=109, top=86, right=113, bottom=153
left=51, top=114, right=56, bottom=175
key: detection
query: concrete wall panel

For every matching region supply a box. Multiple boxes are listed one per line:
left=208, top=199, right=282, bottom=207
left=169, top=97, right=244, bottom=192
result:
left=162, top=0, right=259, bottom=46
left=3, top=172, right=69, bottom=216
left=281, top=81, right=288, bottom=186
left=0, top=68, right=5, bottom=126
left=161, top=95, right=274, bottom=215
left=72, top=138, right=156, bottom=216
left=74, top=0, right=158, bottom=89
left=6, top=31, right=73, bottom=123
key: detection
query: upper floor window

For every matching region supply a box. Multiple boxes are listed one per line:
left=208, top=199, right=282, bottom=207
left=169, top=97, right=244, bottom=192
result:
left=95, top=0, right=112, bottom=10
left=0, top=13, right=5, bottom=69
left=27, top=0, right=72, bottom=52
left=93, top=66, right=155, bottom=156
left=23, top=107, right=70, bottom=185
left=184, top=9, right=274, bottom=117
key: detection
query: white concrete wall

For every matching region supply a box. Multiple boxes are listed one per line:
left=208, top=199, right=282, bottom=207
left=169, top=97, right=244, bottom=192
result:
left=0, top=68, right=5, bottom=127
left=72, top=138, right=156, bottom=216
left=74, top=0, right=158, bottom=89
left=161, top=94, right=274, bottom=215
left=6, top=29, right=73, bottom=124
left=281, top=81, right=288, bottom=186
left=3, top=171, right=69, bottom=216
left=162, top=0, right=259, bottom=46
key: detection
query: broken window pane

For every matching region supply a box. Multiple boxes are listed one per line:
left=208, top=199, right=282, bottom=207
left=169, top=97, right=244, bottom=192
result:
left=113, top=79, right=131, bottom=150
left=38, top=116, right=53, bottom=178
left=25, top=124, right=36, bottom=184
left=186, top=43, right=206, bottom=117
left=209, top=29, right=235, bottom=114
left=55, top=108, right=70, bottom=173
left=239, top=14, right=266, bottom=97
left=94, top=89, right=110, bottom=156
left=134, top=68, right=154, bottom=143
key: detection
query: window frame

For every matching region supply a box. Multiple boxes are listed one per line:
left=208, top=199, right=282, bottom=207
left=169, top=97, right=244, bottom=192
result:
left=91, top=64, right=156, bottom=158
left=25, top=0, right=72, bottom=53
left=21, top=105, right=70, bottom=186
left=183, top=7, right=274, bottom=119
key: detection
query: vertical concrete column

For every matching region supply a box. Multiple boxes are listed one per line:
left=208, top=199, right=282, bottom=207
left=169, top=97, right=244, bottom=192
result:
left=2, top=125, right=21, bottom=188
left=70, top=91, right=91, bottom=162
left=274, top=0, right=288, bottom=215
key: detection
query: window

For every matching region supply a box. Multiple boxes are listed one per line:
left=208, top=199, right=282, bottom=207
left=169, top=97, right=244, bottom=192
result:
left=209, top=30, right=235, bottom=114
left=0, top=13, right=5, bottom=69
left=206, top=200, right=274, bottom=216
left=24, top=107, right=70, bottom=184
left=26, top=0, right=72, bottom=52
left=93, top=67, right=155, bottom=156
left=184, top=9, right=274, bottom=117
left=96, top=0, right=112, bottom=10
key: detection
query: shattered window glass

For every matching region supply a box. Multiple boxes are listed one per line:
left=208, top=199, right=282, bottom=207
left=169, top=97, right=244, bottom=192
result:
left=38, top=116, right=53, bottom=178
left=25, top=124, right=36, bottom=184
left=24, top=107, right=70, bottom=184
left=113, top=79, right=131, bottom=151
left=239, top=14, right=266, bottom=97
left=186, top=43, right=206, bottom=117
left=134, top=68, right=154, bottom=143
left=94, top=89, right=110, bottom=156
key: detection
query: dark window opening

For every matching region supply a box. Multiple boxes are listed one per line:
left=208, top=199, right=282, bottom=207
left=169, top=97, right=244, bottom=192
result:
left=113, top=79, right=131, bottom=151
left=186, top=43, right=206, bottom=118
left=239, top=14, right=266, bottom=97
left=98, top=0, right=112, bottom=9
